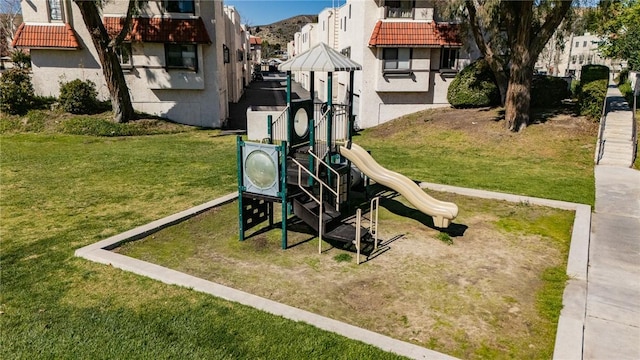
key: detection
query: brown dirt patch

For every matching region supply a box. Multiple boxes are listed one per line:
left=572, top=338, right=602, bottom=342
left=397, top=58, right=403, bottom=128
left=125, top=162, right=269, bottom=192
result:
left=117, top=191, right=573, bottom=359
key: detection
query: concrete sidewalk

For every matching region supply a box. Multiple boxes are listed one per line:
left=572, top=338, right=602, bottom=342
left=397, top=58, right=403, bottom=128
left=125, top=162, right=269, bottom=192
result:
left=584, top=83, right=640, bottom=359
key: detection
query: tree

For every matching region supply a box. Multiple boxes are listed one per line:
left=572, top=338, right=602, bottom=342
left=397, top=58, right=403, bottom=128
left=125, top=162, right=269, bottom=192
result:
left=0, top=0, right=22, bottom=62
left=588, top=0, right=640, bottom=71
left=458, top=1, right=573, bottom=132
left=73, top=0, right=137, bottom=123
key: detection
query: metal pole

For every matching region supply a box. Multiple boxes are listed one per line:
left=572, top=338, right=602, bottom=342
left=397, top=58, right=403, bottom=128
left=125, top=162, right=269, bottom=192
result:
left=236, top=136, right=245, bottom=241
left=280, top=141, right=288, bottom=249
left=310, top=71, right=315, bottom=102
left=286, top=71, right=292, bottom=145
left=267, top=115, right=273, bottom=144
left=326, top=72, right=333, bottom=186
left=348, top=70, right=355, bottom=142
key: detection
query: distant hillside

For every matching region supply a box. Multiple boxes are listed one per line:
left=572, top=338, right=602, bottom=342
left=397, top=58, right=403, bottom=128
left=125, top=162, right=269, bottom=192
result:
left=250, top=15, right=318, bottom=52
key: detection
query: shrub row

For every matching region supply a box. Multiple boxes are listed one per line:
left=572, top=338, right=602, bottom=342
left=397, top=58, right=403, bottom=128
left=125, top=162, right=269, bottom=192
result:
left=1, top=69, right=100, bottom=116
left=531, top=75, right=571, bottom=107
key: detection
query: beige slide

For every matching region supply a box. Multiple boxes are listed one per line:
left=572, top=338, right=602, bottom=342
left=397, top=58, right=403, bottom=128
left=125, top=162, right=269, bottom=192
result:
left=339, top=142, right=458, bottom=228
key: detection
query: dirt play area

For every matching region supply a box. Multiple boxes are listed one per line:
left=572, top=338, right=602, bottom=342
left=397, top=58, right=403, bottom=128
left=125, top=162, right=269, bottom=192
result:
left=115, top=188, right=574, bottom=359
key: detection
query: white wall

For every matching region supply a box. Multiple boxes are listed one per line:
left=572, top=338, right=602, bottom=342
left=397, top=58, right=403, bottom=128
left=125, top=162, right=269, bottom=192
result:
left=23, top=0, right=227, bottom=128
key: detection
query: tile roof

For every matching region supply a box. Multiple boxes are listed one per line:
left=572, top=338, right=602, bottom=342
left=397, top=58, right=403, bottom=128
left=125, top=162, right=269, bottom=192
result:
left=11, top=23, right=81, bottom=49
left=103, top=17, right=211, bottom=44
left=368, top=21, right=462, bottom=47
left=250, top=36, right=262, bottom=45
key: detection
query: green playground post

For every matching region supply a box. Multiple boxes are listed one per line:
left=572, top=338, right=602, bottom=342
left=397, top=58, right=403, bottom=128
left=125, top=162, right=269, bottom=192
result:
left=279, top=140, right=288, bottom=249
left=236, top=136, right=245, bottom=241
left=267, top=114, right=273, bottom=144
left=326, top=72, right=333, bottom=186
left=286, top=71, right=292, bottom=145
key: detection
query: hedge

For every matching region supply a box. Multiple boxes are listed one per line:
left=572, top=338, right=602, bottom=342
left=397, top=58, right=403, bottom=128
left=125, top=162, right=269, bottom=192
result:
left=578, top=79, right=608, bottom=120
left=531, top=75, right=571, bottom=107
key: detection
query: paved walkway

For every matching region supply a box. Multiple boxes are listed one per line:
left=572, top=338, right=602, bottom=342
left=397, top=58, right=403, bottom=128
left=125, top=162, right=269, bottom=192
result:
left=584, top=83, right=640, bottom=359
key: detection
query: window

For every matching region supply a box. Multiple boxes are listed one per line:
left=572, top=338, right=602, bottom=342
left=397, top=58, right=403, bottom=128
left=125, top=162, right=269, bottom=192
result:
left=571, top=55, right=577, bottom=64
left=48, top=0, right=63, bottom=21
left=165, top=44, right=197, bottom=71
left=583, top=41, right=587, bottom=47
left=341, top=47, right=351, bottom=59
left=165, top=0, right=195, bottom=14
left=343, top=16, right=347, bottom=32
left=386, top=0, right=414, bottom=18
left=223, top=44, right=230, bottom=63
left=116, top=43, right=132, bottom=68
left=440, top=48, right=459, bottom=69
left=237, top=49, right=244, bottom=62
left=575, top=41, right=579, bottom=48
left=383, top=48, right=411, bottom=71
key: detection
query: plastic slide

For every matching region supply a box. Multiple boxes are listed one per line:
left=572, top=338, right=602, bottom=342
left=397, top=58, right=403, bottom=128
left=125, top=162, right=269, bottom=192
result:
left=339, top=142, right=458, bottom=228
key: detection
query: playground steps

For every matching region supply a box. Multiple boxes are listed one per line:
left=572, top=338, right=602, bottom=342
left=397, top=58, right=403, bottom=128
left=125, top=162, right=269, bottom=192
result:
left=292, top=197, right=372, bottom=245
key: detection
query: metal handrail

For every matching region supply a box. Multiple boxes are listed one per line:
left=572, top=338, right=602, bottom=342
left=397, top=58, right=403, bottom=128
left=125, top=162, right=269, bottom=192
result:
left=270, top=105, right=289, bottom=143
left=289, top=156, right=341, bottom=254
left=370, top=197, right=380, bottom=251
left=632, top=92, right=637, bottom=166
left=595, top=85, right=610, bottom=164
left=307, top=149, right=341, bottom=210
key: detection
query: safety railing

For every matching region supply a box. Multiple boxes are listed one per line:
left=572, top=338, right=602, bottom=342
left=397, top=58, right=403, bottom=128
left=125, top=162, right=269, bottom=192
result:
left=313, top=107, right=331, bottom=159
left=289, top=152, right=341, bottom=254
left=355, top=197, right=380, bottom=265
left=268, top=106, right=289, bottom=143
left=595, top=88, right=609, bottom=164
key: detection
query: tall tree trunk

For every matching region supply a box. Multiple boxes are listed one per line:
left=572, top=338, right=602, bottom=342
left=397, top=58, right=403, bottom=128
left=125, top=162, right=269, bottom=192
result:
left=74, top=1, right=134, bottom=123
left=504, top=1, right=534, bottom=132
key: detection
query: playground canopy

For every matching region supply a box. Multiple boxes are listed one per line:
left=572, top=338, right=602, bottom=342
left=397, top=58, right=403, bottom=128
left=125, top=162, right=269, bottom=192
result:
left=278, top=43, right=362, bottom=72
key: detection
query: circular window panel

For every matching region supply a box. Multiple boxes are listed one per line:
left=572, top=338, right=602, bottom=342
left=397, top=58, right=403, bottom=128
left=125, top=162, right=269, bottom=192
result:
left=293, top=107, right=309, bottom=137
left=245, top=150, right=277, bottom=189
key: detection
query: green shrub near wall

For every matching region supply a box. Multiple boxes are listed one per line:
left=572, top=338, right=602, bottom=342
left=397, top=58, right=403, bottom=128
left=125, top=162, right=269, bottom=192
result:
left=531, top=75, right=571, bottom=107
left=447, top=59, right=500, bottom=108
left=578, top=79, right=609, bottom=120
left=58, top=79, right=99, bottom=115
left=0, top=68, right=35, bottom=115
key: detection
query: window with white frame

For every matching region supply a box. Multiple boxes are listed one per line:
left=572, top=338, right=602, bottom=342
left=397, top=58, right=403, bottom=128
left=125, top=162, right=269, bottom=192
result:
left=440, top=48, right=459, bottom=70
left=48, top=0, right=63, bottom=21
left=165, top=0, right=195, bottom=14
left=165, top=44, right=197, bottom=71
left=116, top=43, right=133, bottom=68
left=385, top=0, right=414, bottom=19
left=383, top=48, right=411, bottom=71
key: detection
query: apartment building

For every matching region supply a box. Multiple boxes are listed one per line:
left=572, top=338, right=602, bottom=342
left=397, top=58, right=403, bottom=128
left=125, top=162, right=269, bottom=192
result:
left=535, top=32, right=621, bottom=79
left=11, top=0, right=250, bottom=128
left=288, top=0, right=476, bottom=129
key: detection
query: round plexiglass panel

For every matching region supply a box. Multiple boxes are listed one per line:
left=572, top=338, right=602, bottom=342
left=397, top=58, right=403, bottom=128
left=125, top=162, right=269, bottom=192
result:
left=294, top=107, right=309, bottom=137
left=245, top=150, right=277, bottom=189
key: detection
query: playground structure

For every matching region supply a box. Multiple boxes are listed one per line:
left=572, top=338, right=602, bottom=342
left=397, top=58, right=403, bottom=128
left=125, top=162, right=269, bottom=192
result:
left=237, top=43, right=458, bottom=262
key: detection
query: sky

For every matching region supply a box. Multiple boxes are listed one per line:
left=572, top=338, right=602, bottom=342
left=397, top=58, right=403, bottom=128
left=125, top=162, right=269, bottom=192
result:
left=224, top=0, right=341, bottom=26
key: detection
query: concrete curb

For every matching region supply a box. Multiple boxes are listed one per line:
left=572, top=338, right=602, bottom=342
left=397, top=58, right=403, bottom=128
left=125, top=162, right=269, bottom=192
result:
left=76, top=185, right=591, bottom=360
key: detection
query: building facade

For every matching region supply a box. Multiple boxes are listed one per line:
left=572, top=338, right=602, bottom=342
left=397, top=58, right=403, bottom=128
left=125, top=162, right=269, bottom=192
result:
left=12, top=0, right=250, bottom=128
left=288, top=0, right=477, bottom=129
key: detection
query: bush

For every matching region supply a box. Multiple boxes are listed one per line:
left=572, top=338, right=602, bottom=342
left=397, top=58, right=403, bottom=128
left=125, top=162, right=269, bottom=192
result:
left=580, top=64, right=609, bottom=85
left=447, top=59, right=500, bottom=108
left=578, top=79, right=608, bottom=121
left=11, top=51, right=31, bottom=69
left=619, top=80, right=639, bottom=106
left=618, top=69, right=629, bottom=85
left=531, top=75, right=571, bottom=107
left=58, top=79, right=98, bottom=114
left=0, top=68, right=35, bottom=115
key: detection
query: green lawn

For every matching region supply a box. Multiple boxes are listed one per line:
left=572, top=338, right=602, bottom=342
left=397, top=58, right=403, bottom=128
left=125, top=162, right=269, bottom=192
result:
left=1, top=108, right=596, bottom=359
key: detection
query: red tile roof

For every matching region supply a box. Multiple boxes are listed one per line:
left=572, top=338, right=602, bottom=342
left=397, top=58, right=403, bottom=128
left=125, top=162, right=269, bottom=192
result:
left=250, top=36, right=262, bottom=45
left=104, top=17, right=211, bottom=44
left=368, top=21, right=462, bottom=47
left=11, top=23, right=81, bottom=49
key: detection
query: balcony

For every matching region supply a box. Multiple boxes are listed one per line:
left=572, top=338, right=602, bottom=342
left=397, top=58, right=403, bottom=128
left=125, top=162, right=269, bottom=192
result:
left=385, top=6, right=414, bottom=19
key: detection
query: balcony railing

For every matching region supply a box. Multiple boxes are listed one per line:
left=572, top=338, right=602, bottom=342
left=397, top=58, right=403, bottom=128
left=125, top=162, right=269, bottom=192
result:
left=386, top=6, right=414, bottom=19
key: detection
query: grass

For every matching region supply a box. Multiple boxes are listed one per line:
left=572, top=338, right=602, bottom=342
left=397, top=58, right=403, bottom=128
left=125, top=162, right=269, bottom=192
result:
left=1, top=107, right=596, bottom=359
left=357, top=107, right=596, bottom=205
